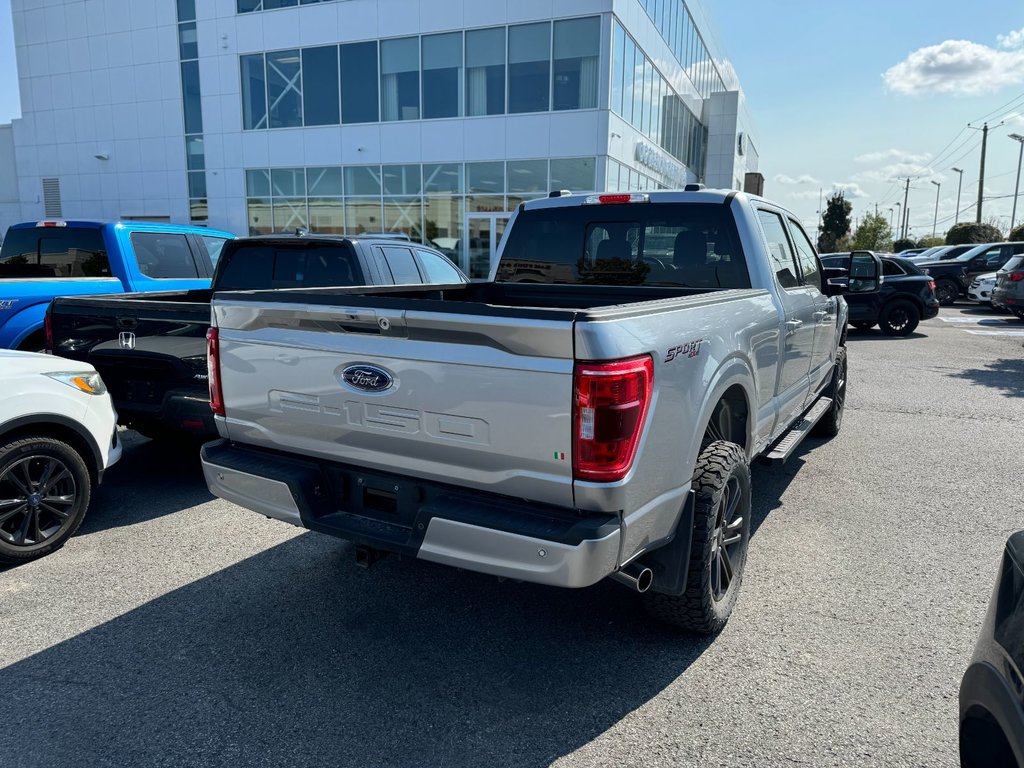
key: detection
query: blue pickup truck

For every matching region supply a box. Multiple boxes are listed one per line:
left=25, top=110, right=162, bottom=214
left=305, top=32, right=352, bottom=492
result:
left=0, top=220, right=234, bottom=350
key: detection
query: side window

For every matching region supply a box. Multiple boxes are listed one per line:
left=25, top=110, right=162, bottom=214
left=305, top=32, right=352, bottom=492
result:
left=415, top=249, right=465, bottom=284
left=381, top=246, right=422, bottom=284
left=201, top=236, right=228, bottom=268
left=881, top=259, right=905, bottom=277
left=787, top=218, right=821, bottom=291
left=130, top=232, right=200, bottom=279
left=757, top=210, right=800, bottom=289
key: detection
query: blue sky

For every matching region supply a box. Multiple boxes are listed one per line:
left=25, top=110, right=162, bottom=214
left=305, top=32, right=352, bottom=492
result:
left=1, top=1, right=1024, bottom=238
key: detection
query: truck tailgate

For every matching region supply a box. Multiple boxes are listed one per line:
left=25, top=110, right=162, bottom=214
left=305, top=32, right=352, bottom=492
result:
left=213, top=299, right=578, bottom=508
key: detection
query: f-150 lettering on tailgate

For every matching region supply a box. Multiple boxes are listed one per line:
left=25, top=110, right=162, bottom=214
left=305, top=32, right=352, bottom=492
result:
left=268, top=390, right=490, bottom=446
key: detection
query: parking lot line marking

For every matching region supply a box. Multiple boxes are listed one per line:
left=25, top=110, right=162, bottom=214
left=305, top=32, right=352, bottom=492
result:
left=938, top=317, right=1015, bottom=324
left=962, top=330, right=1024, bottom=336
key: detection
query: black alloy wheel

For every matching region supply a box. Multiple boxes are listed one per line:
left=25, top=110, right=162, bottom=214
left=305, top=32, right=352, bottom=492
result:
left=879, top=300, right=920, bottom=336
left=934, top=281, right=960, bottom=306
left=0, top=438, right=91, bottom=564
left=710, top=475, right=745, bottom=602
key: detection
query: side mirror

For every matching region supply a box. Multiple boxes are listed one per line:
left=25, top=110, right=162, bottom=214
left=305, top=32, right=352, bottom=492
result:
left=848, top=250, right=880, bottom=293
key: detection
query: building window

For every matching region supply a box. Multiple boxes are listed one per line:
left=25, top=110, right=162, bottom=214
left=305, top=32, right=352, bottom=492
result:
left=508, top=22, right=550, bottom=113
left=467, top=161, right=505, bottom=213
left=302, top=46, right=340, bottom=126
left=506, top=159, right=547, bottom=207
left=267, top=50, right=302, bottom=128
left=552, top=17, right=599, bottom=110
left=181, top=61, right=203, bottom=134
left=340, top=42, right=379, bottom=124
left=380, top=37, right=420, bottom=121
left=550, top=157, right=596, bottom=193
left=465, top=27, right=505, bottom=117
left=422, top=32, right=463, bottom=119
left=241, top=53, right=267, bottom=130
left=611, top=22, right=625, bottom=116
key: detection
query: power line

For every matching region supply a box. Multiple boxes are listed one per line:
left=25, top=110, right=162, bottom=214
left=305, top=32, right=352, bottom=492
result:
left=972, top=89, right=1024, bottom=124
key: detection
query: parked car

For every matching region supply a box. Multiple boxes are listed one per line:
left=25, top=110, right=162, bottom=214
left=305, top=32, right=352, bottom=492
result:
left=0, top=220, right=234, bottom=350
left=959, top=530, right=1024, bottom=767
left=990, top=255, right=1024, bottom=320
left=49, top=234, right=470, bottom=440
left=821, top=253, right=938, bottom=335
left=968, top=272, right=1000, bottom=306
left=905, top=246, right=947, bottom=262
left=918, top=243, right=1024, bottom=306
left=199, top=188, right=877, bottom=634
left=0, top=350, right=121, bottom=564
left=897, top=247, right=928, bottom=256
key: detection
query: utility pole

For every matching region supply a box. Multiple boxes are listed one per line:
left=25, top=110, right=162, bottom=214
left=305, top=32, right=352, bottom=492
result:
left=951, top=167, right=964, bottom=224
left=894, top=201, right=901, bottom=237
left=901, top=177, right=911, bottom=238
left=1009, top=134, right=1024, bottom=232
left=930, top=180, right=941, bottom=238
left=888, top=207, right=894, bottom=230
left=976, top=123, right=988, bottom=223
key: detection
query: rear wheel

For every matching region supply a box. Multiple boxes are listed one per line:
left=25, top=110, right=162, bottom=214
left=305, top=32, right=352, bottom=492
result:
left=0, top=437, right=91, bottom=564
left=879, top=300, right=920, bottom=336
left=1012, top=308, right=1024, bottom=322
left=812, top=346, right=847, bottom=437
left=934, top=280, right=960, bottom=306
left=642, top=441, right=751, bottom=634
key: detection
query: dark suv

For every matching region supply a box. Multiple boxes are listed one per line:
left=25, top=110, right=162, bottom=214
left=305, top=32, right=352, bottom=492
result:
left=918, top=242, right=1024, bottom=305
left=821, top=253, right=939, bottom=335
left=991, top=254, right=1024, bottom=319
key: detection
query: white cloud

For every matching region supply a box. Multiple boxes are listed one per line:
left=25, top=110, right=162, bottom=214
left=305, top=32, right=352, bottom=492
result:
left=787, top=190, right=822, bottom=200
left=1005, top=112, right=1024, bottom=127
left=831, top=182, right=869, bottom=199
left=854, top=149, right=932, bottom=165
left=852, top=161, right=935, bottom=183
left=998, top=27, right=1024, bottom=49
left=884, top=38, right=1024, bottom=95
left=774, top=173, right=820, bottom=185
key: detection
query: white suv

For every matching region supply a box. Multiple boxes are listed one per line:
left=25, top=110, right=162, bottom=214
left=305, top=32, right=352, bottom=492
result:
left=0, top=350, right=121, bottom=564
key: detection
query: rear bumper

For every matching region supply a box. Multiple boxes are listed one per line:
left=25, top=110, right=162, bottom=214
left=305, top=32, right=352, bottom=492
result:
left=200, top=440, right=622, bottom=588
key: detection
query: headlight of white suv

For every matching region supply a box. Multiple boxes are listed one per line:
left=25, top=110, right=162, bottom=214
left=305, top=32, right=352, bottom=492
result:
left=45, top=371, right=108, bottom=396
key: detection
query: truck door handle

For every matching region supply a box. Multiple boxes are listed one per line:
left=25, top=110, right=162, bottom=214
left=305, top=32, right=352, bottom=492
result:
left=813, top=311, right=828, bottom=319
left=785, top=319, right=802, bottom=338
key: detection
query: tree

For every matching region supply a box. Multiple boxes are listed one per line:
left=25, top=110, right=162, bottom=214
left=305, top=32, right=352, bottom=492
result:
left=817, top=192, right=852, bottom=252
left=946, top=222, right=1003, bottom=245
left=916, top=236, right=944, bottom=248
left=851, top=212, right=893, bottom=252
left=892, top=238, right=916, bottom=252
left=1010, top=224, right=1024, bottom=241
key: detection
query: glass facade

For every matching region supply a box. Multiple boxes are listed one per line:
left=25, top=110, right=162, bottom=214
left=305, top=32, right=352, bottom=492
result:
left=176, top=0, right=206, bottom=223
left=244, top=158, right=597, bottom=275
left=639, top=0, right=726, bottom=97
left=610, top=21, right=708, bottom=177
left=240, top=19, right=601, bottom=130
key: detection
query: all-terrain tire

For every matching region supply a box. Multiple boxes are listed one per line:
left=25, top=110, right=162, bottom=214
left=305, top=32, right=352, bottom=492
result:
left=0, top=437, right=92, bottom=564
left=879, top=299, right=920, bottom=336
left=642, top=440, right=751, bottom=634
left=811, top=346, right=847, bottom=438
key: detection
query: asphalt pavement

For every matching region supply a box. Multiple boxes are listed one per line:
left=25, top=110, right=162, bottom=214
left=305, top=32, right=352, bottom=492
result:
left=1, top=304, right=1022, bottom=768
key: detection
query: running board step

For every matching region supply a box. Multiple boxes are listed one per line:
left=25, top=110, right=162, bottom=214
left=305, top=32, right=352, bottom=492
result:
left=761, top=397, right=833, bottom=465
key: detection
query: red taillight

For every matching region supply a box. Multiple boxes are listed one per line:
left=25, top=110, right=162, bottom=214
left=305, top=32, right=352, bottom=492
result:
left=1009, top=271, right=1024, bottom=282
left=573, top=355, right=653, bottom=483
left=207, top=327, right=225, bottom=416
left=583, top=193, right=651, bottom=205
left=44, top=308, right=53, bottom=352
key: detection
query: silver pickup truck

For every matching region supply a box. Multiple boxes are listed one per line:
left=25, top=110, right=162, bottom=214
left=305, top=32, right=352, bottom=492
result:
left=201, top=189, right=878, bottom=633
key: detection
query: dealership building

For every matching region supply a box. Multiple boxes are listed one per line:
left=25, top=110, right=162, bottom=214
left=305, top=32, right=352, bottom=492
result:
left=1, top=0, right=760, bottom=278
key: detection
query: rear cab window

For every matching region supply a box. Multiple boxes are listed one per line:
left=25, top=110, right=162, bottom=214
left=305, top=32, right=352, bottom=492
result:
left=216, top=241, right=364, bottom=291
left=0, top=226, right=111, bottom=278
left=497, top=202, right=749, bottom=288
left=756, top=210, right=800, bottom=289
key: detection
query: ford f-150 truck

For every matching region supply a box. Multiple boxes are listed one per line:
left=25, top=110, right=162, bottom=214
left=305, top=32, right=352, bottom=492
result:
left=0, top=220, right=234, bottom=350
left=200, top=189, right=877, bottom=633
left=48, top=234, right=469, bottom=440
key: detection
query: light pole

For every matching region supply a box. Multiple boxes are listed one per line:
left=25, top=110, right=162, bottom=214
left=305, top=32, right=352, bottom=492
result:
left=930, top=180, right=941, bottom=238
left=1009, top=134, right=1024, bottom=232
left=894, top=201, right=901, bottom=238
left=951, top=167, right=964, bottom=224
left=888, top=207, right=894, bottom=230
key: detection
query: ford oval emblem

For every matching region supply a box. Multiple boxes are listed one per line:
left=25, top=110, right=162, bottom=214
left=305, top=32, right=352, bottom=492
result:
left=341, top=364, right=394, bottom=393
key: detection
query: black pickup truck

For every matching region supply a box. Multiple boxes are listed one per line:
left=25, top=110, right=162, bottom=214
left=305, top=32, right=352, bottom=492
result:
left=48, top=234, right=469, bottom=440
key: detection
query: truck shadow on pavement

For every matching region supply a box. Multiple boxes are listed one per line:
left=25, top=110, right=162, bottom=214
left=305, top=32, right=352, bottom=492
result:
left=0, top=443, right=806, bottom=766
left=78, top=432, right=212, bottom=535
left=949, top=357, right=1024, bottom=397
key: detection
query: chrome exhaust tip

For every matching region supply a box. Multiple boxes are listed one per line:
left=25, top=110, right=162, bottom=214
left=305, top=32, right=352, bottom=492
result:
left=609, top=562, right=653, bottom=593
